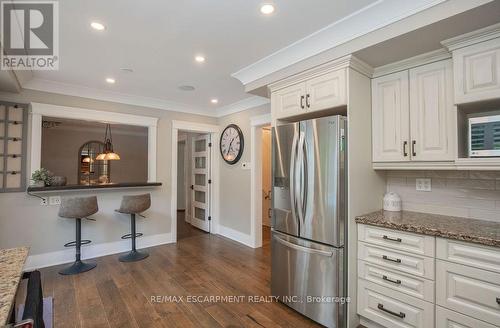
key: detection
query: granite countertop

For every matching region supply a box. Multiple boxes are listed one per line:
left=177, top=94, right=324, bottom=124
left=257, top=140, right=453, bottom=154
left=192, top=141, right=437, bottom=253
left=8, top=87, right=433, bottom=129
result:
left=0, top=247, right=29, bottom=326
left=356, top=210, right=500, bottom=247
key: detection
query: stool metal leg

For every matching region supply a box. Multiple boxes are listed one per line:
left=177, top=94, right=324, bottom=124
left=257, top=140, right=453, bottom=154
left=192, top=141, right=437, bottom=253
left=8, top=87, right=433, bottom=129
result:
left=119, top=213, right=149, bottom=262
left=59, top=218, right=97, bottom=275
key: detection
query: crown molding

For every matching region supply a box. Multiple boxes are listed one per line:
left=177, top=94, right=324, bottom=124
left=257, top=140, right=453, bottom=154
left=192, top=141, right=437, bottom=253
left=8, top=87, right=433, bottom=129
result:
left=372, top=48, right=451, bottom=78
left=232, top=0, right=449, bottom=87
left=441, top=22, right=500, bottom=51
left=216, top=96, right=269, bottom=117
left=269, top=54, right=372, bottom=92
left=22, top=78, right=216, bottom=117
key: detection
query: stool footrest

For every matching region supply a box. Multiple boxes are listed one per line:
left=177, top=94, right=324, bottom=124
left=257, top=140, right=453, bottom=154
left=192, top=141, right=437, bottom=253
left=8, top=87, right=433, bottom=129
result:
left=64, top=240, right=91, bottom=247
left=121, top=233, right=143, bottom=240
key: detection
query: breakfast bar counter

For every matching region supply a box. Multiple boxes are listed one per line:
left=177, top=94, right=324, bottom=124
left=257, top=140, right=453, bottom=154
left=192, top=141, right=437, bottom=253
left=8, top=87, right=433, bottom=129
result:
left=0, top=247, right=29, bottom=326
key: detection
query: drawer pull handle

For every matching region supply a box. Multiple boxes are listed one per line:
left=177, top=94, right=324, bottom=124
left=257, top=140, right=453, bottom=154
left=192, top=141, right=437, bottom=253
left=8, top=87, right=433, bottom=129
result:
left=496, top=297, right=500, bottom=305
left=382, top=255, right=401, bottom=263
left=377, top=303, right=405, bottom=319
left=382, top=275, right=401, bottom=285
left=383, top=235, right=402, bottom=242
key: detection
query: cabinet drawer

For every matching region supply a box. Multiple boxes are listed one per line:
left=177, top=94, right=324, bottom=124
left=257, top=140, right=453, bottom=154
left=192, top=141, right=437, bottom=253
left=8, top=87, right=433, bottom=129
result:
left=436, top=260, right=500, bottom=326
left=437, top=238, right=500, bottom=274
left=436, top=306, right=497, bottom=328
left=358, top=242, right=434, bottom=279
left=358, top=260, right=434, bottom=302
left=358, top=279, right=434, bottom=328
left=358, top=224, right=435, bottom=256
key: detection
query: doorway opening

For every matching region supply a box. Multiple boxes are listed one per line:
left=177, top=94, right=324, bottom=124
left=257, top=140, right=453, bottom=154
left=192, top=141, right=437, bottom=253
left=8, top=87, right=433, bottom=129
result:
left=261, top=126, right=272, bottom=246
left=176, top=130, right=213, bottom=241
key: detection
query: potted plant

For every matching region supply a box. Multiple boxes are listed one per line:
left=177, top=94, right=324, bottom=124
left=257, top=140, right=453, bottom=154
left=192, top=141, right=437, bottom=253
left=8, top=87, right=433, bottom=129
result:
left=31, top=168, right=53, bottom=187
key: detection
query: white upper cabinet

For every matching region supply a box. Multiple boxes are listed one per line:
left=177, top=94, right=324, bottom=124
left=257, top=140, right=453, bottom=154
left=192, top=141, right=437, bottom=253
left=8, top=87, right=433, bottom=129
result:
left=451, top=38, right=500, bottom=104
left=306, top=69, right=346, bottom=112
left=372, top=71, right=410, bottom=162
left=272, top=82, right=307, bottom=120
left=372, top=59, right=455, bottom=163
left=272, top=69, right=347, bottom=120
left=409, top=60, right=455, bottom=161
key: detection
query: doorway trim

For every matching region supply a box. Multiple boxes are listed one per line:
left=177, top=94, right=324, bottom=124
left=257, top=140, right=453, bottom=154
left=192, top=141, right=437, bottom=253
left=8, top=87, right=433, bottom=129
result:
left=171, top=120, right=220, bottom=243
left=250, top=113, right=272, bottom=248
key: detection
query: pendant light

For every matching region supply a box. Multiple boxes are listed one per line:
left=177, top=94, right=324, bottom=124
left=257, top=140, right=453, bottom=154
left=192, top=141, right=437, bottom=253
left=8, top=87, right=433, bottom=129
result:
left=96, top=124, right=120, bottom=160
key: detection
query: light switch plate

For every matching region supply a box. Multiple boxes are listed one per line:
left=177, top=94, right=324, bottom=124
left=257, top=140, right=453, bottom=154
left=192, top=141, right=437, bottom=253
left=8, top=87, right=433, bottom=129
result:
left=49, top=196, right=61, bottom=206
left=416, top=178, right=432, bottom=192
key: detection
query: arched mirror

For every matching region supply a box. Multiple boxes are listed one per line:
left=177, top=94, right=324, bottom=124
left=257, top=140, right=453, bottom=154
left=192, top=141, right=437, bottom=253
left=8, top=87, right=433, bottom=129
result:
left=78, top=141, right=110, bottom=185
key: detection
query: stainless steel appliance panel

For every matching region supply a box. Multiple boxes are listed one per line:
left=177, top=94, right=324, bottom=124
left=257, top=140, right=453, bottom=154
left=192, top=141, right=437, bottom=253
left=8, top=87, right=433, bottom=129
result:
left=271, top=231, right=344, bottom=328
left=272, top=123, right=300, bottom=237
left=299, top=116, right=346, bottom=246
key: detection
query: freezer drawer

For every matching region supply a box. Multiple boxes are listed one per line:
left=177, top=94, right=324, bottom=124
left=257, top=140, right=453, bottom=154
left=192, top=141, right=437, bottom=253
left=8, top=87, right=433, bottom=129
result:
left=271, top=231, right=344, bottom=328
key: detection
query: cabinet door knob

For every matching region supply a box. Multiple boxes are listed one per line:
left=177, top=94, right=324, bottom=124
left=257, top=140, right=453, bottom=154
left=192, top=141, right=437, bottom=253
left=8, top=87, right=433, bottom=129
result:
left=300, top=95, right=305, bottom=109
left=412, top=140, right=416, bottom=157
left=496, top=297, right=500, bottom=304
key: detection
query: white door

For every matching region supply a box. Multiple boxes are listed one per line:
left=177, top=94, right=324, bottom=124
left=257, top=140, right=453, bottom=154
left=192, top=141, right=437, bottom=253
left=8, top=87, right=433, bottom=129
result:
left=306, top=69, right=347, bottom=112
left=409, top=60, right=455, bottom=161
left=272, top=82, right=306, bottom=120
left=372, top=71, right=410, bottom=162
left=191, top=134, right=211, bottom=232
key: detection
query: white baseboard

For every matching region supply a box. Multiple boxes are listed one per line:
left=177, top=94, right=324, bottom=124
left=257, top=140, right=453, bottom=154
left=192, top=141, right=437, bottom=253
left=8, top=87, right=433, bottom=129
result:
left=217, top=225, right=255, bottom=248
left=24, top=232, right=173, bottom=271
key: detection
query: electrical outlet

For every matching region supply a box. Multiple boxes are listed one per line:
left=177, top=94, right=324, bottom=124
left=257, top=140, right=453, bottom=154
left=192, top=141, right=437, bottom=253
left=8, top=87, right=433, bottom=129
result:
left=40, top=197, right=48, bottom=206
left=49, top=196, right=61, bottom=206
left=416, top=178, right=432, bottom=192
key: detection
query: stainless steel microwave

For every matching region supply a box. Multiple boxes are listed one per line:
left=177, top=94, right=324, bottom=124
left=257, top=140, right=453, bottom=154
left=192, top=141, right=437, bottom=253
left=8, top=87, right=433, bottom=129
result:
left=469, top=115, right=500, bottom=157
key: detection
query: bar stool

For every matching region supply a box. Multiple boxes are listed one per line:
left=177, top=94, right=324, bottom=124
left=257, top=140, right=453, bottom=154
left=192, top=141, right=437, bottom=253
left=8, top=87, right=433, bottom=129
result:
left=116, top=193, right=151, bottom=262
left=58, top=196, right=98, bottom=275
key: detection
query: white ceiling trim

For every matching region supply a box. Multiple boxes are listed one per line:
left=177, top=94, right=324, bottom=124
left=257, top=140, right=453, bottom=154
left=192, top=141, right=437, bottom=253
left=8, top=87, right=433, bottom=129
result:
left=216, top=96, right=270, bottom=118
left=23, top=77, right=215, bottom=117
left=231, top=0, right=449, bottom=86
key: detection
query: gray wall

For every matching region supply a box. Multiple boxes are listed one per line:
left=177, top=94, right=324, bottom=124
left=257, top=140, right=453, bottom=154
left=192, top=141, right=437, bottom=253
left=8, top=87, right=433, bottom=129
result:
left=0, top=89, right=216, bottom=256
left=217, top=104, right=270, bottom=234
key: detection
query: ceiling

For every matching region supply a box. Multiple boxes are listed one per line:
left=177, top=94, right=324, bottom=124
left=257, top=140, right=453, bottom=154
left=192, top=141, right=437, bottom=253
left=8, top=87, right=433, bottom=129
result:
left=25, top=0, right=377, bottom=115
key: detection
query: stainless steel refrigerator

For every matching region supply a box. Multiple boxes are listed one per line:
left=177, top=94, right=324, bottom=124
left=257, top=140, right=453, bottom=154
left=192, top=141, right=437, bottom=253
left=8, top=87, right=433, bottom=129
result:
left=271, top=115, right=347, bottom=328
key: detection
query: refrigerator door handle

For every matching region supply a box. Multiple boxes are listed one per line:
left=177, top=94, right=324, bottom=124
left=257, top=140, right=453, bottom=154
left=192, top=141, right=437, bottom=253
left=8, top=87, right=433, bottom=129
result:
left=301, top=136, right=308, bottom=222
left=273, top=234, right=333, bottom=257
left=295, top=132, right=306, bottom=229
left=289, top=130, right=299, bottom=232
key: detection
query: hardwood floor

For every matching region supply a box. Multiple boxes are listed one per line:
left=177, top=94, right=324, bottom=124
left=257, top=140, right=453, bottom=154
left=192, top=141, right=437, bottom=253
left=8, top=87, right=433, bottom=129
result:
left=36, top=232, right=321, bottom=327
left=176, top=211, right=207, bottom=241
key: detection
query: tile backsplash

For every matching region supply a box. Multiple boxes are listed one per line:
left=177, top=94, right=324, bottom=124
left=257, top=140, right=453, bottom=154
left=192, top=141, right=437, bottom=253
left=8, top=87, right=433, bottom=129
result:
left=386, top=171, right=500, bottom=222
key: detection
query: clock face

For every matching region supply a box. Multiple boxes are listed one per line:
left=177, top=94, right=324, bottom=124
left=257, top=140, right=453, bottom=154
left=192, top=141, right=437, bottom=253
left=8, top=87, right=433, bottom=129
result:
left=220, top=124, right=244, bottom=164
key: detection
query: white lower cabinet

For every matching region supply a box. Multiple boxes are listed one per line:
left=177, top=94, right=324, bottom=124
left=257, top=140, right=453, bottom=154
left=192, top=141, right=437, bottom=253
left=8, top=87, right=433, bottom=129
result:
left=436, top=306, right=498, bottom=328
left=357, top=224, right=500, bottom=328
left=436, top=260, right=500, bottom=326
left=358, top=279, right=435, bottom=328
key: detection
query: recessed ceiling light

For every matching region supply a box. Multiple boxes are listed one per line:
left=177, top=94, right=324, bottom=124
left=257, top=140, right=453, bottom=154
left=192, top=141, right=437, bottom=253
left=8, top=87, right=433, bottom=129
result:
left=211, top=98, right=219, bottom=104
left=90, top=22, right=106, bottom=31
left=178, top=85, right=196, bottom=91
left=195, top=55, right=205, bottom=63
left=260, top=4, right=275, bottom=15
left=105, top=77, right=116, bottom=84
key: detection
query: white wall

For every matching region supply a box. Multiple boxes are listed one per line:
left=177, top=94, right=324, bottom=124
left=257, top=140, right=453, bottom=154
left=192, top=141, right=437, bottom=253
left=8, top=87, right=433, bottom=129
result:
left=0, top=88, right=216, bottom=266
left=217, top=103, right=270, bottom=235
left=387, top=170, right=500, bottom=222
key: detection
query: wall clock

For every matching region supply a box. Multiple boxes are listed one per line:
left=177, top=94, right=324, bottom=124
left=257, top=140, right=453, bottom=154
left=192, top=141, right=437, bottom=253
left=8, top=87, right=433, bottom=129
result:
left=220, top=124, right=244, bottom=164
